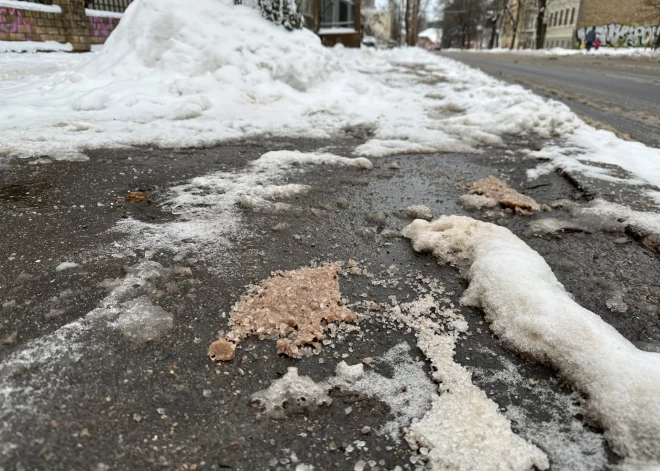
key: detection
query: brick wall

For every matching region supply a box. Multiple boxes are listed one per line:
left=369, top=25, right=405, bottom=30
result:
left=0, top=0, right=122, bottom=51
left=578, top=0, right=658, bottom=27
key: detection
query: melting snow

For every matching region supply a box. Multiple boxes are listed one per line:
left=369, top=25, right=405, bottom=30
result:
left=402, top=215, right=660, bottom=467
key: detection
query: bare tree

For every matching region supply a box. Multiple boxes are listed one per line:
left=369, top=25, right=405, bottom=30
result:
left=440, top=0, right=486, bottom=48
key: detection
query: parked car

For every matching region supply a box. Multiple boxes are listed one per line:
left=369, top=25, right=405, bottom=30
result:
left=427, top=41, right=441, bottom=51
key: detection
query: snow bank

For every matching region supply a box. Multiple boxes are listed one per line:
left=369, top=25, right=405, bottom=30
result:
left=402, top=215, right=660, bottom=466
left=1, top=0, right=659, bottom=191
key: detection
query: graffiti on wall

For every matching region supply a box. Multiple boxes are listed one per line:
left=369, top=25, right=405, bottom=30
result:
left=0, top=8, right=32, bottom=34
left=88, top=16, right=120, bottom=41
left=577, top=23, right=660, bottom=47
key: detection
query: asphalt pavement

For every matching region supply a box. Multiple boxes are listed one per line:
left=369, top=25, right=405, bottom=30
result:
left=1, top=134, right=660, bottom=470
left=440, top=51, right=660, bottom=148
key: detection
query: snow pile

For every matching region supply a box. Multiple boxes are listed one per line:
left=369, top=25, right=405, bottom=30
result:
left=0, top=0, right=580, bottom=161
left=0, top=0, right=659, bottom=191
left=402, top=215, right=660, bottom=467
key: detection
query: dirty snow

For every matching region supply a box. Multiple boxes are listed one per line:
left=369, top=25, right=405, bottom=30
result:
left=468, top=175, right=540, bottom=212
left=402, top=216, right=660, bottom=467
left=222, top=264, right=356, bottom=358
left=530, top=198, right=660, bottom=237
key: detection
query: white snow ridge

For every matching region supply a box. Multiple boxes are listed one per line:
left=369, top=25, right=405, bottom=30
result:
left=402, top=216, right=660, bottom=468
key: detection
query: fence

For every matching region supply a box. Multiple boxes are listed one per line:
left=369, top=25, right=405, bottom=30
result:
left=85, top=0, right=133, bottom=12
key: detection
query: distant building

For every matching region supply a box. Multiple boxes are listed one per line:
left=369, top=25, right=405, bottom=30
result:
left=576, top=0, right=659, bottom=47
left=300, top=0, right=363, bottom=47
left=544, top=0, right=581, bottom=48
left=496, top=0, right=659, bottom=50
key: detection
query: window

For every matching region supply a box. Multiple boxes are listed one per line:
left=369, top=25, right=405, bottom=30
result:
left=321, top=0, right=355, bottom=29
left=570, top=8, right=575, bottom=24
left=565, top=9, right=570, bottom=25
left=549, top=13, right=554, bottom=27
left=553, top=12, right=558, bottom=26
left=559, top=10, right=563, bottom=26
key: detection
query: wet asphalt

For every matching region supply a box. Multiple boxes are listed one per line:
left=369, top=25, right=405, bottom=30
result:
left=440, top=51, right=660, bottom=148
left=1, top=136, right=660, bottom=471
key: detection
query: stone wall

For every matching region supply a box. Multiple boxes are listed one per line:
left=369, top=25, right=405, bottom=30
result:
left=0, top=0, right=122, bottom=51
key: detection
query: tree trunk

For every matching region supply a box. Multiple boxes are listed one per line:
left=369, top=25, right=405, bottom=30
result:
left=405, top=0, right=411, bottom=45
left=509, top=0, right=522, bottom=49
left=535, top=0, right=546, bottom=49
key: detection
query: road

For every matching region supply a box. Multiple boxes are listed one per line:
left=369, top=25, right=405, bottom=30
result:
left=1, top=134, right=659, bottom=470
left=440, top=51, right=660, bottom=148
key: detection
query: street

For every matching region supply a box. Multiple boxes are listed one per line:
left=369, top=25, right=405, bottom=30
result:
left=441, top=51, right=660, bottom=148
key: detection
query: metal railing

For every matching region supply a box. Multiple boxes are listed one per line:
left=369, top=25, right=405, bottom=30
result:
left=84, top=0, right=133, bottom=13
left=17, top=0, right=48, bottom=4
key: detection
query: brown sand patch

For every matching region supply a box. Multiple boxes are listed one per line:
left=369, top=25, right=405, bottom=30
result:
left=469, top=175, right=539, bottom=213
left=210, top=264, right=356, bottom=361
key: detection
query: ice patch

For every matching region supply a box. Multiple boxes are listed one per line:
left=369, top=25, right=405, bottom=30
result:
left=402, top=216, right=660, bottom=466
left=530, top=199, right=660, bottom=238
left=110, top=295, right=173, bottom=343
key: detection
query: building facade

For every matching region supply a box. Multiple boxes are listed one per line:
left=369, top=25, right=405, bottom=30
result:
left=544, top=0, right=581, bottom=48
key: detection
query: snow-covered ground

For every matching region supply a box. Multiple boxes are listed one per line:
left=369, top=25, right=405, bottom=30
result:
left=0, top=0, right=660, bottom=189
